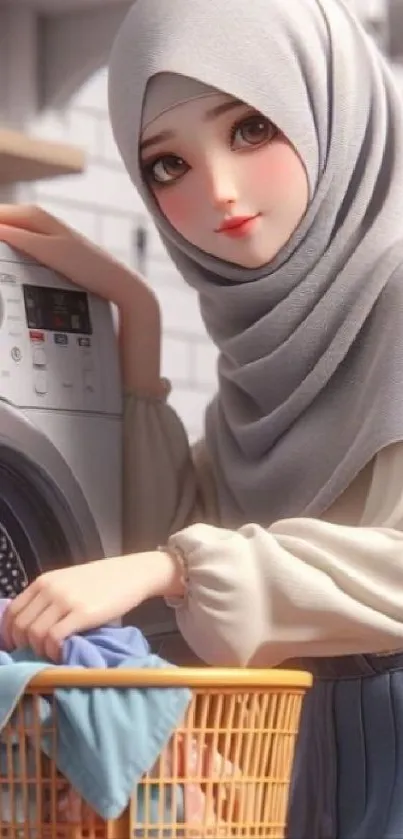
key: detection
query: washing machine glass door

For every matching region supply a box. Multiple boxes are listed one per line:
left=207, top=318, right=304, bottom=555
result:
left=0, top=403, right=103, bottom=599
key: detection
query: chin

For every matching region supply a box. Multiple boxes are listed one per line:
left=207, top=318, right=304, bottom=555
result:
left=226, top=251, right=277, bottom=270
left=199, top=239, right=279, bottom=269
left=236, top=256, right=273, bottom=269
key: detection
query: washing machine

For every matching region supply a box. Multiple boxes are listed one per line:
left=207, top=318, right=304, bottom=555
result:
left=0, top=243, right=122, bottom=598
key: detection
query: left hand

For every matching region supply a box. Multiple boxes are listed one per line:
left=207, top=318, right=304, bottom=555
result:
left=0, top=204, right=157, bottom=311
left=1, top=550, right=183, bottom=662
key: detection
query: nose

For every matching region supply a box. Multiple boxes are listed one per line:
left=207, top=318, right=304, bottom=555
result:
left=205, top=157, right=238, bottom=209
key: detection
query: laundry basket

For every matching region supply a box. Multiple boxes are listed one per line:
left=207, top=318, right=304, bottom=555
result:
left=0, top=666, right=312, bottom=839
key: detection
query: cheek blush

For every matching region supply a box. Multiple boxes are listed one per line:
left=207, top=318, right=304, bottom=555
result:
left=155, top=189, right=194, bottom=234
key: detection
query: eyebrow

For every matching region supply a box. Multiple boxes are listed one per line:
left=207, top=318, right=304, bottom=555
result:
left=140, top=99, right=245, bottom=154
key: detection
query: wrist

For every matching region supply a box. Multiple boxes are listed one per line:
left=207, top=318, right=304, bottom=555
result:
left=114, top=268, right=159, bottom=316
left=145, top=549, right=186, bottom=600
left=120, top=292, right=161, bottom=336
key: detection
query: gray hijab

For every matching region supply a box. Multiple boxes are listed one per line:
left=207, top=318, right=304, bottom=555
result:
left=108, top=0, right=403, bottom=528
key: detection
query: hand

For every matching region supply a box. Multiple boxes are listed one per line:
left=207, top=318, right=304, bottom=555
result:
left=0, top=204, right=157, bottom=311
left=1, top=550, right=183, bottom=662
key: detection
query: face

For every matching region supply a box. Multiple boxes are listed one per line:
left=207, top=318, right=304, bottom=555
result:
left=140, top=92, right=309, bottom=269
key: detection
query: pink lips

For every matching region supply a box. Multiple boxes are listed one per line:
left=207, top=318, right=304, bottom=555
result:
left=216, top=214, right=261, bottom=237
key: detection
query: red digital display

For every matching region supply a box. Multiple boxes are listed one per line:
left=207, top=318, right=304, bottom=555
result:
left=23, top=285, right=92, bottom=335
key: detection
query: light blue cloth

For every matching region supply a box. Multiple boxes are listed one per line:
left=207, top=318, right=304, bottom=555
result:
left=0, top=625, right=191, bottom=823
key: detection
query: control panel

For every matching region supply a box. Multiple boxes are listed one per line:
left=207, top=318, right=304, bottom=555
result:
left=0, top=250, right=122, bottom=416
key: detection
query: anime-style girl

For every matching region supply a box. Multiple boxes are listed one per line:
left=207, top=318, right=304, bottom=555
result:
left=1, top=0, right=403, bottom=833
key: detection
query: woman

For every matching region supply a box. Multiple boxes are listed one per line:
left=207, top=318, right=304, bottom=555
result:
left=2, top=0, right=403, bottom=833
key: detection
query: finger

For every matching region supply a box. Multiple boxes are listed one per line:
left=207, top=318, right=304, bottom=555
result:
left=0, top=225, right=71, bottom=280
left=26, top=603, right=69, bottom=659
left=43, top=612, right=83, bottom=663
left=0, top=226, right=49, bottom=260
left=0, top=204, right=60, bottom=234
left=6, top=592, right=51, bottom=651
left=2, top=584, right=42, bottom=648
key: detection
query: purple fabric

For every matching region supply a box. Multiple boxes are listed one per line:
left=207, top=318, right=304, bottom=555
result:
left=62, top=626, right=150, bottom=666
left=0, top=598, right=150, bottom=662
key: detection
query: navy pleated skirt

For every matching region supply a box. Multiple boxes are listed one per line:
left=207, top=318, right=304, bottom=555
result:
left=287, top=652, right=403, bottom=839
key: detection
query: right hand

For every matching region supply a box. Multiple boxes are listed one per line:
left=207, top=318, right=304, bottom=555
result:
left=1, top=548, right=183, bottom=661
left=0, top=204, right=157, bottom=312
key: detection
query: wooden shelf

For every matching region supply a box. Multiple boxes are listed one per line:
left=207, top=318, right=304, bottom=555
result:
left=0, top=129, right=86, bottom=184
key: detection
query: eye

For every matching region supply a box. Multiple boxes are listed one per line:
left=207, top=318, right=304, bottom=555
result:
left=231, top=114, right=277, bottom=149
left=144, top=154, right=189, bottom=186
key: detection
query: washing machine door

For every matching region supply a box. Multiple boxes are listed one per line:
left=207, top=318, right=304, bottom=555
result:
left=0, top=401, right=103, bottom=599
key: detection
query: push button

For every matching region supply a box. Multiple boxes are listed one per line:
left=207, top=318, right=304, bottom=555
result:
left=34, top=370, right=47, bottom=395
left=78, top=336, right=91, bottom=348
left=29, top=330, right=44, bottom=343
left=32, top=347, right=46, bottom=367
left=61, top=360, right=74, bottom=388
left=10, top=346, right=22, bottom=363
left=83, top=371, right=95, bottom=392
left=82, top=354, right=94, bottom=372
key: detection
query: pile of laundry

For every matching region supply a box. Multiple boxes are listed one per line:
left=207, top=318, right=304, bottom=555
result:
left=0, top=599, right=243, bottom=837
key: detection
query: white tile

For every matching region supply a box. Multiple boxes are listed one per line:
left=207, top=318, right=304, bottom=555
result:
left=193, top=341, right=218, bottom=387
left=99, top=117, right=121, bottom=163
left=70, top=67, right=108, bottom=111
left=155, top=285, right=207, bottom=336
left=67, top=110, right=102, bottom=157
left=168, top=387, right=210, bottom=438
left=31, top=110, right=69, bottom=143
left=35, top=162, right=143, bottom=213
left=143, top=221, right=170, bottom=262
left=162, top=335, right=192, bottom=383
left=147, top=259, right=185, bottom=290
left=98, top=213, right=136, bottom=253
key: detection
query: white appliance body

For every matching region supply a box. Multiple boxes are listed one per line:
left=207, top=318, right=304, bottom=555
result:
left=0, top=242, right=122, bottom=587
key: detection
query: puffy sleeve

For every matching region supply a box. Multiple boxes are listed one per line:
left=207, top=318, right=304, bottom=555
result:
left=122, top=392, right=218, bottom=552
left=166, top=443, right=403, bottom=667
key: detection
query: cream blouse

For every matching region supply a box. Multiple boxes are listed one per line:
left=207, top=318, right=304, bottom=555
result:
left=124, top=394, right=403, bottom=667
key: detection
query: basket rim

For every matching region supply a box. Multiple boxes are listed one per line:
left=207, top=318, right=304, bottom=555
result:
left=25, top=666, right=313, bottom=691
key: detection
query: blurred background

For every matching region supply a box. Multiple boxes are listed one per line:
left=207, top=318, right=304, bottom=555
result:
left=0, top=0, right=400, bottom=441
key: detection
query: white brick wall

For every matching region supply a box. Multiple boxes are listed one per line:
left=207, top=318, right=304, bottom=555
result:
left=26, top=68, right=217, bottom=443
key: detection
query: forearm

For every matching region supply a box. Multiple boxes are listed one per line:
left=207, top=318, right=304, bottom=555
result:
left=123, top=548, right=184, bottom=607
left=118, top=293, right=164, bottom=396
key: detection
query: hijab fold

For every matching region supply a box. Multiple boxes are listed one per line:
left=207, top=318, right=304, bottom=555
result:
left=109, top=0, right=403, bottom=527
